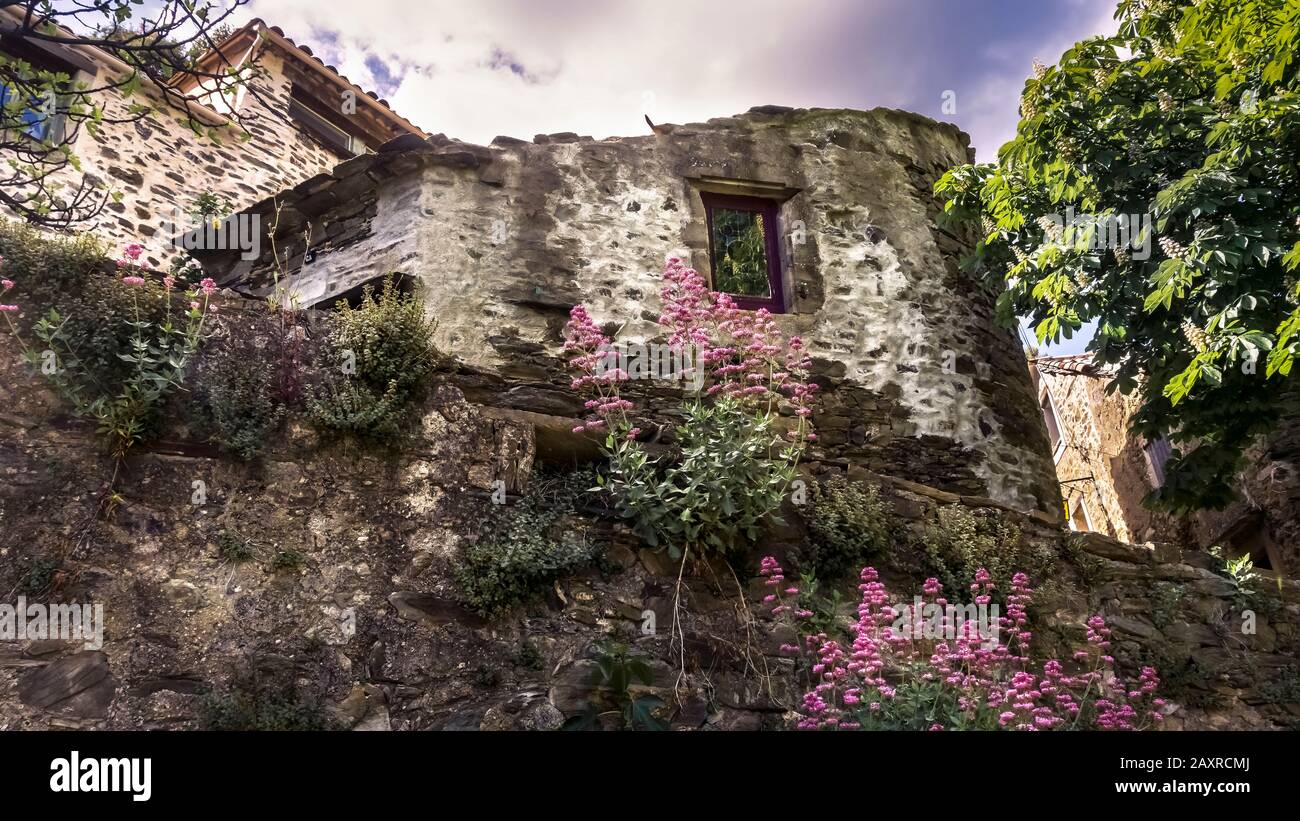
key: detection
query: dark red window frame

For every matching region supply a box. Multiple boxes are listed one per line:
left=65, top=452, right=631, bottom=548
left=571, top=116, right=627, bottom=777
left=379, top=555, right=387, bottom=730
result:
left=701, top=191, right=786, bottom=313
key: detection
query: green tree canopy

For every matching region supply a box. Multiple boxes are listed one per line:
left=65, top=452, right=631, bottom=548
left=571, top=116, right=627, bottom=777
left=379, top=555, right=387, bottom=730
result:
left=936, top=0, right=1300, bottom=512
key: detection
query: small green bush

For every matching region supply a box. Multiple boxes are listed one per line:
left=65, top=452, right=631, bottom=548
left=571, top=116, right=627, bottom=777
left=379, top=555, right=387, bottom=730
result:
left=308, top=275, right=437, bottom=441
left=199, top=689, right=333, bottom=731
left=217, top=530, right=253, bottom=562
left=20, top=557, right=60, bottom=595
left=188, top=320, right=286, bottom=460
left=456, top=469, right=603, bottom=618
left=271, top=548, right=307, bottom=571
left=803, top=474, right=892, bottom=578
left=0, top=220, right=107, bottom=309
left=920, top=505, right=1057, bottom=604
left=601, top=397, right=797, bottom=559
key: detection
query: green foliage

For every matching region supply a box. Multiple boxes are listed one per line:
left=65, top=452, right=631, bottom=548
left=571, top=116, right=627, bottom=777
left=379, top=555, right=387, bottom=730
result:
left=920, top=505, right=1057, bottom=604
left=600, top=398, right=798, bottom=559
left=0, top=220, right=106, bottom=307
left=217, top=530, right=253, bottom=563
left=1061, top=532, right=1107, bottom=586
left=1208, top=545, right=1283, bottom=615
left=794, top=572, right=848, bottom=636
left=803, top=474, right=892, bottom=578
left=1133, top=646, right=1226, bottom=709
left=188, top=321, right=286, bottom=460
left=1150, top=581, right=1186, bottom=629
left=455, top=469, right=604, bottom=618
left=562, top=641, right=668, bottom=731
left=1, top=225, right=210, bottom=457
left=271, top=548, right=307, bottom=572
left=934, top=0, right=1300, bottom=511
left=1260, top=667, right=1300, bottom=705
left=308, top=276, right=437, bottom=441
left=199, top=688, right=333, bottom=731
left=20, top=557, right=60, bottom=595
left=513, top=639, right=544, bottom=671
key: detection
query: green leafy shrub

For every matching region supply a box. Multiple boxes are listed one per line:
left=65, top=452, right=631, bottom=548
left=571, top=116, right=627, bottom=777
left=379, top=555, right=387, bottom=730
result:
left=600, top=398, right=798, bottom=559
left=0, top=220, right=106, bottom=309
left=2, top=237, right=214, bottom=458
left=1150, top=582, right=1186, bottom=629
left=188, top=318, right=287, bottom=459
left=1209, top=546, right=1285, bottom=618
left=199, top=689, right=333, bottom=731
left=562, top=641, right=667, bottom=731
left=271, top=548, right=307, bottom=572
left=308, top=276, right=437, bottom=441
left=920, top=505, right=1057, bottom=605
left=1260, top=667, right=1300, bottom=706
left=217, top=530, right=253, bottom=562
left=455, top=469, right=603, bottom=617
left=20, top=557, right=60, bottom=595
left=803, top=474, right=892, bottom=578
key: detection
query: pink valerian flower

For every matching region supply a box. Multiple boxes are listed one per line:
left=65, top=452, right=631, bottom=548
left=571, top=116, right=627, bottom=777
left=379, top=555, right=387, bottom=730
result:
left=779, top=565, right=1162, bottom=732
left=123, top=243, right=144, bottom=261
left=122, top=276, right=146, bottom=286
left=189, top=301, right=200, bottom=312
left=563, top=259, right=819, bottom=443
left=199, top=278, right=218, bottom=296
left=163, top=275, right=176, bottom=291
left=1, top=279, right=13, bottom=291
left=0, top=304, right=18, bottom=312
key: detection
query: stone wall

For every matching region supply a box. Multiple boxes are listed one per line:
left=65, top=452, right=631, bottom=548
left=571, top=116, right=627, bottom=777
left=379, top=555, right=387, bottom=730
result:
left=196, top=106, right=1062, bottom=515
left=2, top=318, right=1295, bottom=730
left=1036, top=358, right=1298, bottom=575
left=1035, top=360, right=1183, bottom=544
left=27, top=46, right=350, bottom=269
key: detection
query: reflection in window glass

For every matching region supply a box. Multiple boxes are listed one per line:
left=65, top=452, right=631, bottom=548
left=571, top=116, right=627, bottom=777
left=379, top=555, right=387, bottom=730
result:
left=709, top=207, right=771, bottom=298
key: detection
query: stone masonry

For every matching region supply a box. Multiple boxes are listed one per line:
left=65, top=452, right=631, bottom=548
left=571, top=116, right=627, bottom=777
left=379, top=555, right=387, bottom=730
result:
left=196, top=106, right=1063, bottom=515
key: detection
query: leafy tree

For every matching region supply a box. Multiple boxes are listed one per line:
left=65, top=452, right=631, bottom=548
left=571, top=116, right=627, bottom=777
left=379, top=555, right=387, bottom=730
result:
left=1, top=1, right=263, bottom=228
left=936, top=0, right=1300, bottom=511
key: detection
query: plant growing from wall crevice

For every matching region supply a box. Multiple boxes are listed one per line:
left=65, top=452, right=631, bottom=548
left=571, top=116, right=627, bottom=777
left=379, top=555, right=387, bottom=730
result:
left=308, top=275, right=438, bottom=442
left=563, top=258, right=818, bottom=561
left=802, top=474, right=893, bottom=578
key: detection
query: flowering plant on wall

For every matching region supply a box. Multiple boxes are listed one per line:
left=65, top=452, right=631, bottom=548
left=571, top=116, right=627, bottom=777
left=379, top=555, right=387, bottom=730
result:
left=762, top=556, right=1164, bottom=731
left=563, top=258, right=818, bottom=559
left=1, top=244, right=216, bottom=460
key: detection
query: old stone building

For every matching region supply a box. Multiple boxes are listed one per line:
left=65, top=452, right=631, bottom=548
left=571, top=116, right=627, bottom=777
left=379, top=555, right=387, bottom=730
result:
left=1033, top=353, right=1298, bottom=576
left=3, top=97, right=1297, bottom=732
left=0, top=12, right=424, bottom=268
left=196, top=105, right=1063, bottom=516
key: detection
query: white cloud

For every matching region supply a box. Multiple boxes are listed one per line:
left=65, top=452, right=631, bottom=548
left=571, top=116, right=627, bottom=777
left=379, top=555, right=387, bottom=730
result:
left=240, top=0, right=1121, bottom=155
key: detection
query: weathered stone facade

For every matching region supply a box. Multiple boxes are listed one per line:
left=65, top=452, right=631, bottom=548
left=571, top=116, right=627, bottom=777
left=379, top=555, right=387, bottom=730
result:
left=0, top=17, right=423, bottom=269
left=1034, top=354, right=1299, bottom=576
left=197, top=106, right=1061, bottom=514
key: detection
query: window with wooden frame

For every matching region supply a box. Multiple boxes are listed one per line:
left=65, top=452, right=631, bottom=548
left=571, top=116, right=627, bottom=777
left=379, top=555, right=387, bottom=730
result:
left=288, top=84, right=371, bottom=157
left=701, top=191, right=785, bottom=312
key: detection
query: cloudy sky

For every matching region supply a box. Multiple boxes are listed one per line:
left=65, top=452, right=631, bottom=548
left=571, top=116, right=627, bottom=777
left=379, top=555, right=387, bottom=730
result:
left=241, top=0, right=1119, bottom=161
left=239, top=0, right=1118, bottom=353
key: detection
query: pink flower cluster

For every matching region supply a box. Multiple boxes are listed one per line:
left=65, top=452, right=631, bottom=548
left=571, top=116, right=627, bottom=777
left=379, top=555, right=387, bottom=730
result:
left=562, top=258, right=818, bottom=440
left=0, top=262, right=15, bottom=312
left=762, top=556, right=1164, bottom=731
left=0, top=257, right=16, bottom=313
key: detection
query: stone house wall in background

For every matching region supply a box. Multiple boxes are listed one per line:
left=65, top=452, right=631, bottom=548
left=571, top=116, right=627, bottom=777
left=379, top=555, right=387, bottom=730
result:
left=1033, top=355, right=1297, bottom=576
left=0, top=17, right=424, bottom=269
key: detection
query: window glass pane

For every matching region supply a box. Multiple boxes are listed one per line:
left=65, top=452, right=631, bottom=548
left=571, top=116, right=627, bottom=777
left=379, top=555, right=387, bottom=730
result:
left=1041, top=394, right=1061, bottom=450
left=710, top=207, right=771, bottom=298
